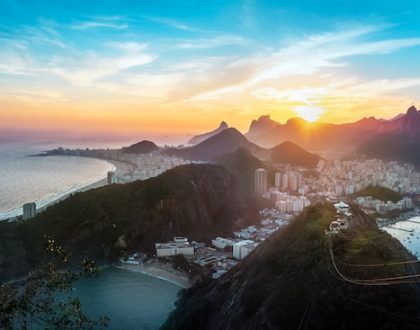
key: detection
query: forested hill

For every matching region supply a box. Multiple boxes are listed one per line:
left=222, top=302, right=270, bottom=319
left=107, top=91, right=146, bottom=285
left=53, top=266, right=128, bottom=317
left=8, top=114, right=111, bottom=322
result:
left=0, top=164, right=265, bottom=282
left=162, top=203, right=420, bottom=330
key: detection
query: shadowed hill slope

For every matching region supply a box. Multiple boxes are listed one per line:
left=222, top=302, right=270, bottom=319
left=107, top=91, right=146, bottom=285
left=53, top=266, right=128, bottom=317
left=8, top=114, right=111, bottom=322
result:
left=122, top=140, right=159, bottom=154
left=167, top=128, right=264, bottom=161
left=269, top=141, right=321, bottom=167
left=162, top=203, right=420, bottom=330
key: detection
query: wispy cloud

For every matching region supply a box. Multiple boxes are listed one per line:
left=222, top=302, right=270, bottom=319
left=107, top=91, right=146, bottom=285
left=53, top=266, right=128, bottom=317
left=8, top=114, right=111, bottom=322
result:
left=49, top=43, right=155, bottom=86
left=71, top=16, right=129, bottom=30
left=145, top=16, right=196, bottom=31
left=188, top=23, right=420, bottom=101
left=71, top=21, right=128, bottom=30
left=177, top=36, right=248, bottom=49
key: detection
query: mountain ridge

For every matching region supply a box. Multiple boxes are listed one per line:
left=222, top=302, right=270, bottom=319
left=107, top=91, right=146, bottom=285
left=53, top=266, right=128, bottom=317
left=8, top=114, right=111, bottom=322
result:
left=245, top=106, right=420, bottom=150
left=188, top=121, right=229, bottom=145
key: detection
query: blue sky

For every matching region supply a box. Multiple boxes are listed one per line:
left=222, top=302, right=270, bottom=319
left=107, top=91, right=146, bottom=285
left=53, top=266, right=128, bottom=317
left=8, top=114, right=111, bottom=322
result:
left=1, top=0, right=420, bottom=137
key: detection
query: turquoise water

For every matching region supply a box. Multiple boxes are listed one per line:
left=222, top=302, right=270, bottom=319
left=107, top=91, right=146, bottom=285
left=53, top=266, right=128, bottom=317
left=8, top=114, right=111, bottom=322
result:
left=74, top=267, right=181, bottom=330
left=383, top=216, right=420, bottom=258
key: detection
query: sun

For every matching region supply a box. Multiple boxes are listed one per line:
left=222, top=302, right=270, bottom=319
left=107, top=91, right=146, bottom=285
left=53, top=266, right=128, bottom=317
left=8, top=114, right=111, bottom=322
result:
left=294, top=106, right=324, bottom=123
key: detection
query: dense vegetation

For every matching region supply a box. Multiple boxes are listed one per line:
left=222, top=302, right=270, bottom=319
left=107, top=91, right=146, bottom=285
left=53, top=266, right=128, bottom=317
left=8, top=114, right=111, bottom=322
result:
left=355, top=185, right=402, bottom=203
left=162, top=203, right=420, bottom=330
left=0, top=164, right=264, bottom=282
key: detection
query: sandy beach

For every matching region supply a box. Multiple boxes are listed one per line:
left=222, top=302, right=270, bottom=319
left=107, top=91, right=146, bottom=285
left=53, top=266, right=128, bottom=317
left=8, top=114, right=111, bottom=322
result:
left=116, top=261, right=192, bottom=289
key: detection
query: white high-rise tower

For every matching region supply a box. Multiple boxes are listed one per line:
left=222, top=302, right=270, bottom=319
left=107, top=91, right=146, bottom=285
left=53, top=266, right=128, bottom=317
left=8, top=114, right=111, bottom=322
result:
left=255, top=169, right=268, bottom=195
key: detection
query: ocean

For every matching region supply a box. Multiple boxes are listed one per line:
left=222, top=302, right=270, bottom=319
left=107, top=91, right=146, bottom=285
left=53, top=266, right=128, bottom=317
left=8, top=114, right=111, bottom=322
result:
left=0, top=141, right=115, bottom=220
left=74, top=267, right=181, bottom=330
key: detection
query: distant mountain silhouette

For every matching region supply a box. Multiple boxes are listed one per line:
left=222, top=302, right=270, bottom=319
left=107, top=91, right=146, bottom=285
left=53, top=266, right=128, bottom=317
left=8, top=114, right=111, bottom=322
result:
left=122, top=140, right=159, bottom=154
left=169, top=128, right=264, bottom=161
left=358, top=106, right=420, bottom=166
left=247, top=115, right=279, bottom=138
left=245, top=106, right=420, bottom=150
left=188, top=121, right=229, bottom=145
left=269, top=141, right=321, bottom=167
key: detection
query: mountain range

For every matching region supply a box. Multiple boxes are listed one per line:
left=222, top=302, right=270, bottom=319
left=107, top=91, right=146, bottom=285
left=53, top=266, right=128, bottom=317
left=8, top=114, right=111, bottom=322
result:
left=357, top=106, right=420, bottom=165
left=245, top=106, right=420, bottom=152
left=167, top=127, right=321, bottom=167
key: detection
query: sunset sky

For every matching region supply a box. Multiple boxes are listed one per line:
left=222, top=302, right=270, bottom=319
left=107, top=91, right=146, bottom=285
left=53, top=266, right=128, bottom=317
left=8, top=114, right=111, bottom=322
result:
left=1, top=0, right=420, bottom=142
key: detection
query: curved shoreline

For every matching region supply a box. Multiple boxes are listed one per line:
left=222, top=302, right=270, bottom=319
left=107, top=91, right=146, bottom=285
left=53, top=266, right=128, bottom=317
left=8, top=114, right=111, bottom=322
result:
left=0, top=158, right=116, bottom=221
left=115, top=263, right=192, bottom=289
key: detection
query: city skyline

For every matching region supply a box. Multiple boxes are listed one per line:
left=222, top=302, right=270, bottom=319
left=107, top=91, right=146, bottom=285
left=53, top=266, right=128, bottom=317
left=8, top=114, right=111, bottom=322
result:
left=1, top=1, right=420, bottom=140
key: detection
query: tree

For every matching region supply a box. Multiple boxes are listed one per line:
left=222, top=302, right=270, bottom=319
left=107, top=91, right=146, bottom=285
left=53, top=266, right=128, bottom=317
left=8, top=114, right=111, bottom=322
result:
left=0, top=236, right=109, bottom=329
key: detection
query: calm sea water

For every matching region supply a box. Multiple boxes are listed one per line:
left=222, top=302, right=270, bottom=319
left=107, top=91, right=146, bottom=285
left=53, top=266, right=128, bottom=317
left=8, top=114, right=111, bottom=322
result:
left=0, top=142, right=115, bottom=220
left=74, top=267, right=181, bottom=330
left=383, top=216, right=420, bottom=258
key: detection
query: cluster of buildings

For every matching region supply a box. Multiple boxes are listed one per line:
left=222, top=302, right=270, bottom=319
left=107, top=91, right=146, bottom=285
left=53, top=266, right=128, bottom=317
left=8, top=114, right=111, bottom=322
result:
left=327, top=201, right=352, bottom=234
left=255, top=168, right=310, bottom=214
left=270, top=190, right=311, bottom=213
left=355, top=196, right=414, bottom=214
left=51, top=147, right=190, bottom=183
left=313, top=159, right=420, bottom=197
left=154, top=209, right=289, bottom=279
left=255, top=169, right=305, bottom=195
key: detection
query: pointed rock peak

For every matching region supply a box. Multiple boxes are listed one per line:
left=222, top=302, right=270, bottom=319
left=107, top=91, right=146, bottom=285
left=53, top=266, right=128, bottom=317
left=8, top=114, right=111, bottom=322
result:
left=219, top=121, right=228, bottom=129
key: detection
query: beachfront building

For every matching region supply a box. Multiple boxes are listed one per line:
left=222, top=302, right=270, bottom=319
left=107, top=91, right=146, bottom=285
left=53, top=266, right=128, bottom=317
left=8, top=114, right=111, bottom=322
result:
left=23, top=202, right=36, bottom=220
left=155, top=237, right=194, bottom=257
left=107, top=171, right=117, bottom=184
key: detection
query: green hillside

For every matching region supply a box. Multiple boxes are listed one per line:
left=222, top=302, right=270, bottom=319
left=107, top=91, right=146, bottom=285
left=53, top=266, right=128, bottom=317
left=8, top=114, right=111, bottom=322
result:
left=355, top=185, right=402, bottom=203
left=162, top=203, right=420, bottom=329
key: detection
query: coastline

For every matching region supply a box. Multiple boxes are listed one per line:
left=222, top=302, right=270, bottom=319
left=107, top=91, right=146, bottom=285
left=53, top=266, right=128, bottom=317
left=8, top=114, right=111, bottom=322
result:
left=115, top=261, right=192, bottom=289
left=0, top=157, right=122, bottom=221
